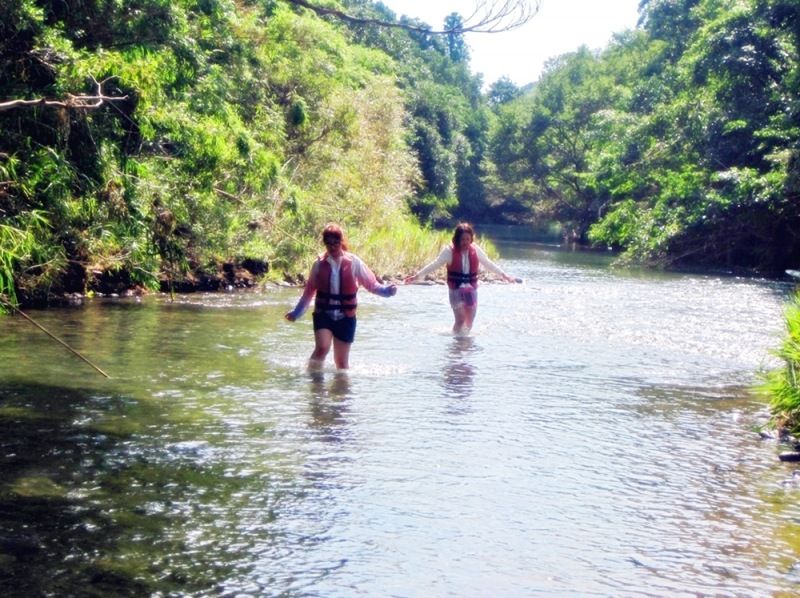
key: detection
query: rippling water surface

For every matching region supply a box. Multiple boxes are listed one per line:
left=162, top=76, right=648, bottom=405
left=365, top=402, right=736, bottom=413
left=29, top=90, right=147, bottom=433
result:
left=1, top=240, right=799, bottom=596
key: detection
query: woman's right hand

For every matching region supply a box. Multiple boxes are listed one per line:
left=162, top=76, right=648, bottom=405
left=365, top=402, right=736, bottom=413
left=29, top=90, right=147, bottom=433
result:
left=284, top=311, right=296, bottom=322
left=403, top=275, right=416, bottom=284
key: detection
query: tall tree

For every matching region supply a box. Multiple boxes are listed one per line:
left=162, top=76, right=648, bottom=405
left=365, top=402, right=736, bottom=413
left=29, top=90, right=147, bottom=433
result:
left=487, top=76, right=522, bottom=107
left=444, top=13, right=469, bottom=62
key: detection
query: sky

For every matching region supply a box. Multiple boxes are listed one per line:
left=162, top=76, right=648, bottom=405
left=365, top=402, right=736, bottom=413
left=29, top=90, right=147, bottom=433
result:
left=379, top=0, right=642, bottom=87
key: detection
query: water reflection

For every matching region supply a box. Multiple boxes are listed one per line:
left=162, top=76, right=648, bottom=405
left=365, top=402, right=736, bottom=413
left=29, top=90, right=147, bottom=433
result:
left=308, top=371, right=351, bottom=442
left=442, top=336, right=477, bottom=404
left=1, top=241, right=796, bottom=596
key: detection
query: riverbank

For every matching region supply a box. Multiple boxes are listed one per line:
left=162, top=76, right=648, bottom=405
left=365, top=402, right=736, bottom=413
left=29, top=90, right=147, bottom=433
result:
left=8, top=226, right=512, bottom=309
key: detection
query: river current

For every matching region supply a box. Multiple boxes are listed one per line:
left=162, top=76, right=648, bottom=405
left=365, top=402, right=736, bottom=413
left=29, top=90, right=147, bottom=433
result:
left=0, top=236, right=798, bottom=596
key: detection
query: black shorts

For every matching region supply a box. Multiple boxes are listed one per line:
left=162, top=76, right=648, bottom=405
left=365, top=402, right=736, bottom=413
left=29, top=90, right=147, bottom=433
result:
left=313, top=312, right=357, bottom=343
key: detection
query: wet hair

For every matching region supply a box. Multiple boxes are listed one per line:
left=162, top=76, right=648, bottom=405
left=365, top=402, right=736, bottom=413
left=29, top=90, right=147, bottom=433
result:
left=322, top=222, right=349, bottom=251
left=452, top=222, right=474, bottom=246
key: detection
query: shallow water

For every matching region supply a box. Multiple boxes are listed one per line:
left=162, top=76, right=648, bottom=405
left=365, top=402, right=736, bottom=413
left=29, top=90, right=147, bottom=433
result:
left=1, top=241, right=799, bottom=596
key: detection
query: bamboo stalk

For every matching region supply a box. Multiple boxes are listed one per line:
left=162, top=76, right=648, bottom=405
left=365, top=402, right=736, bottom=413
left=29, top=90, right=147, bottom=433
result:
left=1, top=297, right=110, bottom=378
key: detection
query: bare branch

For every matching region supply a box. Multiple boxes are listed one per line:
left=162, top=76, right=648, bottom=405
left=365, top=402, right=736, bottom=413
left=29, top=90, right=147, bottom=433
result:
left=0, top=76, right=127, bottom=113
left=213, top=186, right=247, bottom=205
left=286, top=0, right=540, bottom=34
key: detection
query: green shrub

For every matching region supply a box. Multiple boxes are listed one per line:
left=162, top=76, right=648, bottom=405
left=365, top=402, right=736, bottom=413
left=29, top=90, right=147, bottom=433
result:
left=759, top=292, right=800, bottom=433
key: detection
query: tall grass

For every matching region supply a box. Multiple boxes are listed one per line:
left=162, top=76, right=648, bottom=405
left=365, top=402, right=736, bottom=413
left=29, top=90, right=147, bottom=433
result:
left=0, top=226, right=20, bottom=311
left=273, top=216, right=506, bottom=283
left=0, top=212, right=57, bottom=311
left=759, top=292, right=800, bottom=433
left=353, top=219, right=502, bottom=280
left=354, top=219, right=449, bottom=279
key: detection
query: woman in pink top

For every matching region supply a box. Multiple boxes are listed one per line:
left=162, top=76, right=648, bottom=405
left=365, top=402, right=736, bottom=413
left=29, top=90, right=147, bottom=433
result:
left=285, top=223, right=397, bottom=369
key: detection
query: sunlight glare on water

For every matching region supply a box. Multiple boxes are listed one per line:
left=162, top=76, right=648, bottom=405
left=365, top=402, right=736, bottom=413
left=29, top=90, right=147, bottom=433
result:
left=0, top=241, right=799, bottom=596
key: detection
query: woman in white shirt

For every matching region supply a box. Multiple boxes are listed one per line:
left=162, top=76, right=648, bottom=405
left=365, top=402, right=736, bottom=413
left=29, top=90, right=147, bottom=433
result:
left=404, top=222, right=519, bottom=334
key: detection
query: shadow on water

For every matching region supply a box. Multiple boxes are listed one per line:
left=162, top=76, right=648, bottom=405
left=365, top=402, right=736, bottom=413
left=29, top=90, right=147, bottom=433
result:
left=0, top=381, right=154, bottom=596
left=0, top=380, right=267, bottom=597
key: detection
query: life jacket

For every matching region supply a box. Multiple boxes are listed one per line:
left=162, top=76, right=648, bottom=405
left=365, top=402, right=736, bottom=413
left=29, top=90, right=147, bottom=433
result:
left=314, top=253, right=358, bottom=316
left=447, top=244, right=479, bottom=290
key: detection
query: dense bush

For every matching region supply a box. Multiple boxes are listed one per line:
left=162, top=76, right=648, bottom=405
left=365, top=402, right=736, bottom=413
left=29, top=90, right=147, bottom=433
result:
left=0, top=0, right=430, bottom=305
left=3, top=0, right=799, bottom=310
left=485, top=0, right=800, bottom=273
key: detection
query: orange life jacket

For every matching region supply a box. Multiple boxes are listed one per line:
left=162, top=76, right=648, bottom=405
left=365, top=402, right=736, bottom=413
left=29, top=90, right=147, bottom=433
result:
left=447, top=245, right=479, bottom=290
left=314, top=254, right=358, bottom=316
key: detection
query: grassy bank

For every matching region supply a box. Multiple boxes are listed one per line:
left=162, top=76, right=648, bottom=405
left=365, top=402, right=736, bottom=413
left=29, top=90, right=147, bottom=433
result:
left=759, top=292, right=800, bottom=433
left=281, top=219, right=502, bottom=283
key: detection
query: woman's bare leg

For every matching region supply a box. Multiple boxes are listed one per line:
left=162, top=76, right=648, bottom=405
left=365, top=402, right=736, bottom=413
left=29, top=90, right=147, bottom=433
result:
left=452, top=305, right=468, bottom=334
left=332, top=337, right=352, bottom=369
left=309, top=328, right=333, bottom=369
left=463, top=304, right=476, bottom=332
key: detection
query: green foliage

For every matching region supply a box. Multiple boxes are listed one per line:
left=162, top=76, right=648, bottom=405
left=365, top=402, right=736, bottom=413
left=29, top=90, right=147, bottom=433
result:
left=0, top=211, right=65, bottom=306
left=0, top=224, right=25, bottom=308
left=406, top=193, right=458, bottom=226
left=487, top=77, right=522, bottom=108
left=759, top=292, right=800, bottom=433
left=345, top=4, right=491, bottom=225
left=486, top=46, right=632, bottom=235
left=0, top=0, right=431, bottom=302
left=403, top=78, right=480, bottom=223
left=350, top=217, right=449, bottom=278
left=5, top=0, right=798, bottom=305
left=443, top=13, right=468, bottom=63
left=487, top=0, right=800, bottom=272
left=639, top=0, right=703, bottom=60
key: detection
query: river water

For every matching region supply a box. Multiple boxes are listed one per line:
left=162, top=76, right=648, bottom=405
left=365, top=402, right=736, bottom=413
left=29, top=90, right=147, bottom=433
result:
left=1, top=238, right=798, bottom=596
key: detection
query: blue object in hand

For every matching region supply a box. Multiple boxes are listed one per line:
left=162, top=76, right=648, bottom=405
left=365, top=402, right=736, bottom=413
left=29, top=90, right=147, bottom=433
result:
left=377, top=284, right=397, bottom=297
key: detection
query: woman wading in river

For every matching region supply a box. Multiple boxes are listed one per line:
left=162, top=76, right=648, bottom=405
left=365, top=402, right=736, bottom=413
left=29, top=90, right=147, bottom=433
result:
left=285, top=223, right=397, bottom=370
left=404, top=222, right=520, bottom=335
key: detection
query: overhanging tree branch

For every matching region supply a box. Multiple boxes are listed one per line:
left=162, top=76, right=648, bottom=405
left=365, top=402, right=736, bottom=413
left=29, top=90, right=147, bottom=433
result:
left=0, top=76, right=127, bottom=113
left=286, top=0, right=540, bottom=33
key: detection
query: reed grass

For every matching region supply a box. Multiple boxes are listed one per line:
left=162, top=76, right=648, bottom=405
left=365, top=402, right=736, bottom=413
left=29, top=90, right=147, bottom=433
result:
left=352, top=220, right=501, bottom=281
left=758, top=292, right=800, bottom=433
left=269, top=214, right=505, bottom=284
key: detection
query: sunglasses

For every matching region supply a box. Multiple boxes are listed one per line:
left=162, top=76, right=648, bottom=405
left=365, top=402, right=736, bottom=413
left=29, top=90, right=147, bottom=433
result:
left=323, top=237, right=341, bottom=246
